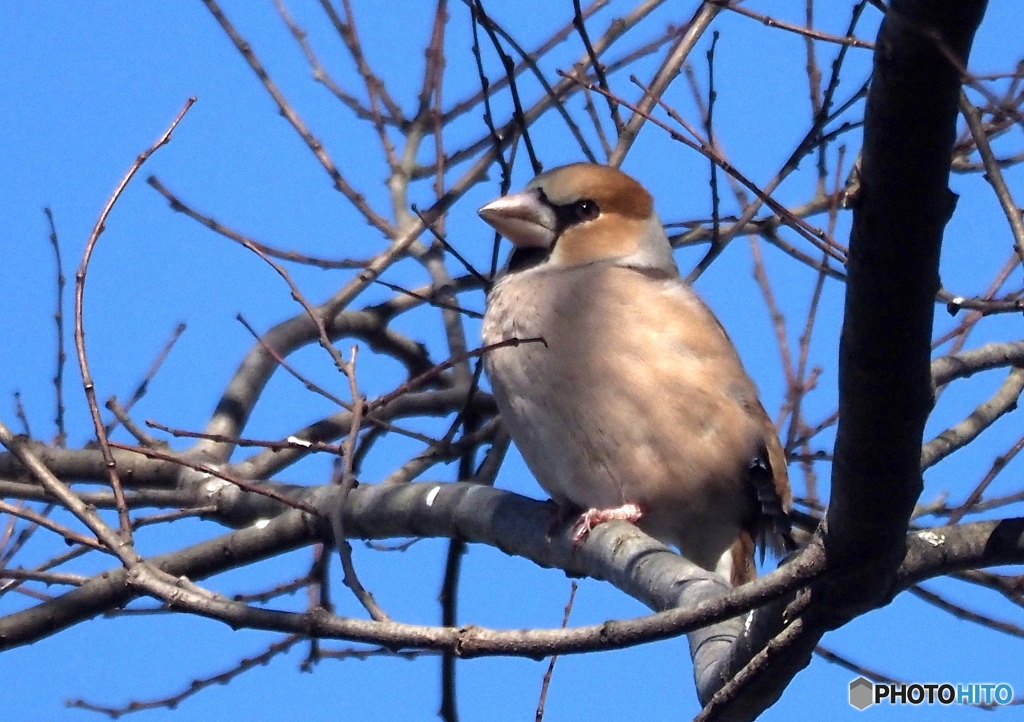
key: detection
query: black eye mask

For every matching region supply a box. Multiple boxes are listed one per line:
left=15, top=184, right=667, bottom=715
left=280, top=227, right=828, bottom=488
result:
left=554, top=198, right=600, bottom=227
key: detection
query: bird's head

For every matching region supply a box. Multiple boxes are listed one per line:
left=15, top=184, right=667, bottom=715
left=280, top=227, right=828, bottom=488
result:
left=478, top=163, right=676, bottom=274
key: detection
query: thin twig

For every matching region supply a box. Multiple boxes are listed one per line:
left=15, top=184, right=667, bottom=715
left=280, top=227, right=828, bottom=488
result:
left=74, top=96, right=196, bottom=539
left=573, top=0, right=623, bottom=135
left=148, top=176, right=370, bottom=269
left=43, top=208, right=67, bottom=447
left=104, top=323, right=186, bottom=437
left=272, top=0, right=379, bottom=123
left=946, top=432, right=1024, bottom=524
left=201, top=0, right=393, bottom=236
left=910, top=584, right=1024, bottom=639
left=472, top=0, right=541, bottom=173
left=535, top=581, right=577, bottom=722
left=0, top=499, right=104, bottom=551
left=960, top=93, right=1024, bottom=268
left=609, top=73, right=849, bottom=268
left=608, top=0, right=720, bottom=165
left=105, top=440, right=322, bottom=517
left=367, top=337, right=545, bottom=412
left=708, top=0, right=875, bottom=49
left=921, top=367, right=1024, bottom=469
left=69, top=636, right=305, bottom=717
left=105, top=398, right=162, bottom=447
left=232, top=313, right=437, bottom=445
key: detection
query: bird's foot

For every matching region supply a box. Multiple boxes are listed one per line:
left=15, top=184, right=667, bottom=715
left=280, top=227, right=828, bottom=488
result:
left=570, top=503, right=643, bottom=547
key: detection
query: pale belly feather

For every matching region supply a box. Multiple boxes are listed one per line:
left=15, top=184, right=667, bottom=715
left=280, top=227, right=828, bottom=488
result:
left=483, top=262, right=763, bottom=570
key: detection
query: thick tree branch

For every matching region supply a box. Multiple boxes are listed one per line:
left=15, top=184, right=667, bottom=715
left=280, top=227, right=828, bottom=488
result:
left=694, top=2, right=990, bottom=719
left=828, top=0, right=988, bottom=598
left=1, top=479, right=1018, bottom=665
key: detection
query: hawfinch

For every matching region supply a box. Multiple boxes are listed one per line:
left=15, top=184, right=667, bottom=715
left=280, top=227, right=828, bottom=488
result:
left=478, top=163, right=793, bottom=585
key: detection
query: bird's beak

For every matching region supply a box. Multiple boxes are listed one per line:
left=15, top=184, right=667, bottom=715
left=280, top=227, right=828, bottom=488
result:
left=478, top=190, right=557, bottom=248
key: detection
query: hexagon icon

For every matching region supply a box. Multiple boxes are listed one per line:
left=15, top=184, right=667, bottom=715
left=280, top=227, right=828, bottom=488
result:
left=849, top=676, right=874, bottom=710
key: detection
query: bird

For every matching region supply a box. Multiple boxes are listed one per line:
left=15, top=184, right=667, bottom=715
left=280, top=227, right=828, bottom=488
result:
left=478, top=162, right=794, bottom=585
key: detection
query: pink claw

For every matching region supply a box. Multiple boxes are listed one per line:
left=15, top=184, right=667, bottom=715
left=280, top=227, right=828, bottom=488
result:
left=569, top=503, right=644, bottom=547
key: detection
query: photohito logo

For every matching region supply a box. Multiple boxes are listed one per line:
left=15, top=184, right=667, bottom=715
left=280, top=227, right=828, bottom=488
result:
left=848, top=677, right=1014, bottom=710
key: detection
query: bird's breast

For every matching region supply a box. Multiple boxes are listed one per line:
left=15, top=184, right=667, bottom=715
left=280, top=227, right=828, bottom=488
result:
left=481, top=264, right=768, bottom=567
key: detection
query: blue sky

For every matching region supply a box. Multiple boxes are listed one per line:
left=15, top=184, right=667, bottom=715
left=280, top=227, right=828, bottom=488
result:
left=2, top=2, right=1023, bottom=720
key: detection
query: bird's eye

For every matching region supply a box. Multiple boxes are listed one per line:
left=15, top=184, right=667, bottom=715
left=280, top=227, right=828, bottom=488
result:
left=548, top=195, right=600, bottom=232
left=570, top=199, right=600, bottom=222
